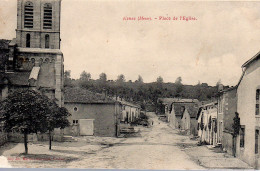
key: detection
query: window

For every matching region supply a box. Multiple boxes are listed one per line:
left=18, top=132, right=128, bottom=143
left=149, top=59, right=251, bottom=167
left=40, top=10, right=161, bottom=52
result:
left=240, top=126, right=245, bottom=148
left=256, top=129, right=259, bottom=154
left=43, top=4, right=52, bottom=29
left=45, top=34, right=50, bottom=48
left=73, top=120, right=78, bottom=124
left=24, top=2, right=33, bottom=28
left=256, top=89, right=260, bottom=115
left=26, top=34, right=30, bottom=47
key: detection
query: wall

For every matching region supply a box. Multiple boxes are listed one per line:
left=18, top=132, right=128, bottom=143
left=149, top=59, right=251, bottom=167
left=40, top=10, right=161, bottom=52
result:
left=64, top=102, right=117, bottom=137
left=222, top=131, right=234, bottom=156
left=237, top=59, right=260, bottom=168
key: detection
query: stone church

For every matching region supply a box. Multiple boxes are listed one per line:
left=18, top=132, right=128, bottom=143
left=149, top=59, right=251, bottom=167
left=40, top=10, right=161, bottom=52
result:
left=0, top=0, right=64, bottom=107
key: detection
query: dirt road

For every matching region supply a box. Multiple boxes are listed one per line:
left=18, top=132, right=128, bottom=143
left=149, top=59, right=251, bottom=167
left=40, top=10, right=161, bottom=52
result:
left=2, top=112, right=205, bottom=169
left=65, top=112, right=204, bottom=169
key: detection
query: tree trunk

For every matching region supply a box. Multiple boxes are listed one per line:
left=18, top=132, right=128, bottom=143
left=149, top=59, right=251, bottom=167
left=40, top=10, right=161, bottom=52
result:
left=49, top=130, right=52, bottom=150
left=24, top=132, right=28, bottom=154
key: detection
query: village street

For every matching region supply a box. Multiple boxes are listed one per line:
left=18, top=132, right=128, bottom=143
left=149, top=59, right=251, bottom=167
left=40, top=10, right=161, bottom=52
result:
left=0, top=112, right=252, bottom=169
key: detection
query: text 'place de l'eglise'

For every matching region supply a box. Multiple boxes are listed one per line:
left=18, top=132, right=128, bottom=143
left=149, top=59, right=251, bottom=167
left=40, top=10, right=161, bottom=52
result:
left=0, top=0, right=259, bottom=169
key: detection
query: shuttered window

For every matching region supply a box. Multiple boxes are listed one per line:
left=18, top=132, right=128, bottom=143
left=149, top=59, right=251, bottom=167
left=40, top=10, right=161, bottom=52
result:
left=24, top=2, right=33, bottom=28
left=256, top=89, right=260, bottom=115
left=43, top=4, right=52, bottom=29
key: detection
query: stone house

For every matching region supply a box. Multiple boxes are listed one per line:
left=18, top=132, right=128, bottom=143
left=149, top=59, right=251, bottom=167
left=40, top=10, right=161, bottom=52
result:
left=64, top=87, right=141, bottom=137
left=235, top=51, right=260, bottom=168
left=216, top=86, right=237, bottom=156
left=167, top=98, right=199, bottom=130
left=120, top=101, right=141, bottom=123
left=180, top=106, right=198, bottom=135
left=0, top=0, right=64, bottom=143
left=197, top=102, right=218, bottom=145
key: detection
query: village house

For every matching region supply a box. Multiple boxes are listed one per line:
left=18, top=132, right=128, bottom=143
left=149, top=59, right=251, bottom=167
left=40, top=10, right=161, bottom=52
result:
left=0, top=0, right=64, bottom=143
left=197, top=101, right=218, bottom=145
left=64, top=87, right=141, bottom=137
left=235, top=51, right=260, bottom=168
left=161, top=98, right=199, bottom=135
left=216, top=86, right=237, bottom=156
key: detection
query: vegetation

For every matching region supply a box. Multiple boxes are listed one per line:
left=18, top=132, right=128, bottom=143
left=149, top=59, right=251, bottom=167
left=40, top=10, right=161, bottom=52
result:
left=0, top=89, right=70, bottom=154
left=65, top=71, right=220, bottom=111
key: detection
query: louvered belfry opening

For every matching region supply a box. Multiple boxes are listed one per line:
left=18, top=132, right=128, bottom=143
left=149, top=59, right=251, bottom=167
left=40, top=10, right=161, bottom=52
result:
left=24, top=2, right=33, bottom=28
left=43, top=4, right=52, bottom=29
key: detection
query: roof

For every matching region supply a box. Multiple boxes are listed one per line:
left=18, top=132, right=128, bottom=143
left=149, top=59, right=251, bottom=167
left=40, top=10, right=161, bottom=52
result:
left=242, top=51, right=260, bottom=68
left=117, top=99, right=141, bottom=108
left=158, top=98, right=199, bottom=106
left=64, top=87, right=116, bottom=104
left=29, top=67, right=40, bottom=80
left=172, top=103, right=198, bottom=118
left=0, top=39, right=11, bottom=49
left=0, top=72, right=30, bottom=86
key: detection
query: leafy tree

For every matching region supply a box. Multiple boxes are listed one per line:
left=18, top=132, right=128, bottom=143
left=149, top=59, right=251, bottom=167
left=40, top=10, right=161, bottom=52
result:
left=46, top=103, right=71, bottom=150
left=156, top=76, right=163, bottom=83
left=136, top=75, right=144, bottom=83
left=232, top=112, right=240, bottom=137
left=0, top=89, right=70, bottom=153
left=99, top=73, right=107, bottom=83
left=116, top=74, right=126, bottom=83
left=80, top=71, right=91, bottom=81
left=175, top=76, right=183, bottom=97
left=64, top=70, right=73, bottom=87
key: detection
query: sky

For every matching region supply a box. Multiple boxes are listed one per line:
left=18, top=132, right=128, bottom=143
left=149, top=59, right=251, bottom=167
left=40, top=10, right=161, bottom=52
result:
left=0, top=0, right=260, bottom=86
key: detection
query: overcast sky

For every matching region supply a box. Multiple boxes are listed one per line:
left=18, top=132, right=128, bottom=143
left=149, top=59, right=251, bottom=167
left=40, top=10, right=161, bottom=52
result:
left=0, top=0, right=260, bottom=86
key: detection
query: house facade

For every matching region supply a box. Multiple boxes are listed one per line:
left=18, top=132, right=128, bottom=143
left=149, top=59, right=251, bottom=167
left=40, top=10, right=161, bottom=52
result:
left=217, top=86, right=237, bottom=156
left=197, top=102, right=218, bottom=145
left=236, top=52, right=260, bottom=168
left=64, top=88, right=141, bottom=137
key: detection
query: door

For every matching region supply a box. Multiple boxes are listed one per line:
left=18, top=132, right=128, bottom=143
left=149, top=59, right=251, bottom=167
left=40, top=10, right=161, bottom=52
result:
left=79, top=119, right=94, bottom=136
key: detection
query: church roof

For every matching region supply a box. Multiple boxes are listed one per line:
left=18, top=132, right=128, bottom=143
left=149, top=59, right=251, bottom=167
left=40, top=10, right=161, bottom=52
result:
left=0, top=72, right=30, bottom=86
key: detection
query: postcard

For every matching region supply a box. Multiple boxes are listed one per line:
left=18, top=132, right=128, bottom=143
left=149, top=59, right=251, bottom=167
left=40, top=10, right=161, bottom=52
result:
left=0, top=0, right=259, bottom=170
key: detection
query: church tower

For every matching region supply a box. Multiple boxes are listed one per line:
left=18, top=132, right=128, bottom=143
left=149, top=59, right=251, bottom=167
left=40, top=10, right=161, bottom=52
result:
left=16, top=0, right=61, bottom=49
left=6, top=0, right=64, bottom=107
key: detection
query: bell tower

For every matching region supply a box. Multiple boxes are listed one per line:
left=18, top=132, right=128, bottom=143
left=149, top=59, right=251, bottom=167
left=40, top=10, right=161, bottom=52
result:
left=7, top=0, right=65, bottom=107
left=16, top=0, right=61, bottom=49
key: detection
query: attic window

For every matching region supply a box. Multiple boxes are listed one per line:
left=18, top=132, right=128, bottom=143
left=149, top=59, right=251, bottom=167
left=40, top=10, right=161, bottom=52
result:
left=24, top=2, right=34, bottom=28
left=74, top=107, right=78, bottom=112
left=43, top=4, right=52, bottom=29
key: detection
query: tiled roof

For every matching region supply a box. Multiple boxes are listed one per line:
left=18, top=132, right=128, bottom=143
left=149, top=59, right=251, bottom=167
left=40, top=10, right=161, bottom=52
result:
left=64, top=87, right=116, bottom=103
left=0, top=72, right=30, bottom=86
left=158, top=98, right=199, bottom=106
left=172, top=103, right=198, bottom=118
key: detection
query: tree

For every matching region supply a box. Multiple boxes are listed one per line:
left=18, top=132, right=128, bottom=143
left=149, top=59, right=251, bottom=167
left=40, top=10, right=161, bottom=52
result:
left=116, top=74, right=126, bottom=83
left=64, top=70, right=73, bottom=87
left=0, top=89, right=70, bottom=154
left=99, top=73, right=107, bottom=83
left=47, top=105, right=71, bottom=150
left=80, top=71, right=91, bottom=81
left=136, top=75, right=144, bottom=83
left=156, top=76, right=163, bottom=83
left=175, top=76, right=183, bottom=97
